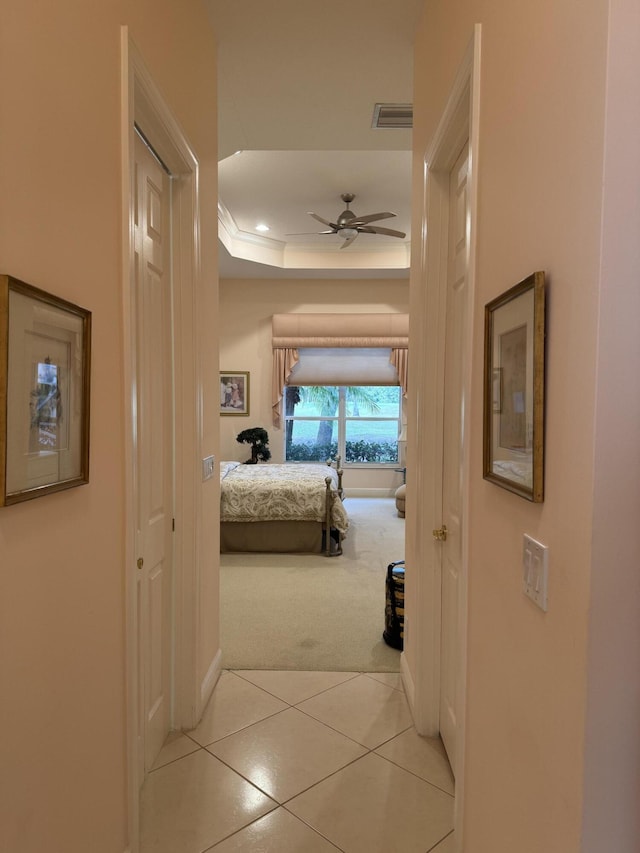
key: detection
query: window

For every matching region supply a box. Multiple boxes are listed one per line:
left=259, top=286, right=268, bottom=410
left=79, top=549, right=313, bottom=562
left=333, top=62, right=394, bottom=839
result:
left=284, top=385, right=401, bottom=464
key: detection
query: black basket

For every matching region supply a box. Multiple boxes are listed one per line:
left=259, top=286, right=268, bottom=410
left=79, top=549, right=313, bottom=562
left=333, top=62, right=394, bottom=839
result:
left=383, top=560, right=405, bottom=650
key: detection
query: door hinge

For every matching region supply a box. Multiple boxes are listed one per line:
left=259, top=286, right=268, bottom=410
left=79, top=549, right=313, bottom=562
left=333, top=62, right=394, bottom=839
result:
left=432, top=524, right=448, bottom=542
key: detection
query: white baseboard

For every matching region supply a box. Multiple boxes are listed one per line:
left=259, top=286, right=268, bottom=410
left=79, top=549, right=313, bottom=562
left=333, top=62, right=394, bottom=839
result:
left=344, top=488, right=397, bottom=498
left=200, top=648, right=222, bottom=711
left=400, top=652, right=416, bottom=719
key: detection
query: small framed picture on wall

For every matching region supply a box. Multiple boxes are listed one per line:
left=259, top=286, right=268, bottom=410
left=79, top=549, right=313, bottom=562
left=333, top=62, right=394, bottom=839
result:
left=482, top=271, right=545, bottom=502
left=219, top=371, right=249, bottom=416
left=0, top=274, right=92, bottom=505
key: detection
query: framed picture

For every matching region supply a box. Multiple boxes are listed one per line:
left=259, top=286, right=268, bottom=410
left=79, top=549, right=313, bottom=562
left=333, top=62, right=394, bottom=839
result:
left=0, top=275, right=92, bottom=506
left=483, top=271, right=545, bottom=502
left=219, top=371, right=250, bottom=416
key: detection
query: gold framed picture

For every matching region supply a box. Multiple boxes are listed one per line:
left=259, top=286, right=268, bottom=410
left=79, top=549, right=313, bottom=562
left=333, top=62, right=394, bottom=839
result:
left=219, top=371, right=250, bottom=416
left=483, top=271, right=545, bottom=502
left=0, top=275, right=91, bottom=505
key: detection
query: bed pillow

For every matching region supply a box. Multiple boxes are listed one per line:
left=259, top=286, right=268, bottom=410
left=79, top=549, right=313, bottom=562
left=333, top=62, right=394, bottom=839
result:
left=220, top=460, right=242, bottom=480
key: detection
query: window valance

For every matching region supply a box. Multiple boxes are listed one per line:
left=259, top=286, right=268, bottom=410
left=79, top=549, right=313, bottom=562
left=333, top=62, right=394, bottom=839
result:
left=271, top=312, right=408, bottom=348
left=271, top=313, right=408, bottom=428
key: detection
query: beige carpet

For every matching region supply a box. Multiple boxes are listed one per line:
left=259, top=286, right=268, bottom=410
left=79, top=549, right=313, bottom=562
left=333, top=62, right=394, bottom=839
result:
left=220, top=497, right=405, bottom=672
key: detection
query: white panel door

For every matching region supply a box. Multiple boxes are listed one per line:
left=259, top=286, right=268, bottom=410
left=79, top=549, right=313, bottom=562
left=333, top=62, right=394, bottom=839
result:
left=439, top=142, right=470, bottom=772
left=134, top=133, right=173, bottom=776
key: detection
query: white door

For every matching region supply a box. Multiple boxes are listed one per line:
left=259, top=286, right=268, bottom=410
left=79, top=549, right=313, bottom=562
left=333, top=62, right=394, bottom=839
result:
left=438, top=142, right=470, bottom=772
left=134, top=132, right=174, bottom=776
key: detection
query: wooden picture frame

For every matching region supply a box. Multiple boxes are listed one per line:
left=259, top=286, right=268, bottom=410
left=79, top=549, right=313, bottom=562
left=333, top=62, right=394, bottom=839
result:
left=483, top=271, right=545, bottom=502
left=219, top=371, right=250, bottom=416
left=0, top=275, right=91, bottom=506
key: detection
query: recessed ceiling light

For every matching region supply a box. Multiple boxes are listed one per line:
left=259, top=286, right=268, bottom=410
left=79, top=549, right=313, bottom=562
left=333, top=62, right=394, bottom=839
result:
left=255, top=223, right=270, bottom=232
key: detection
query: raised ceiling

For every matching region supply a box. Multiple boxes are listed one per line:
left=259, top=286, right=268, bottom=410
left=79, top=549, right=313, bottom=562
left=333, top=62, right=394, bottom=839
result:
left=206, top=0, right=424, bottom=278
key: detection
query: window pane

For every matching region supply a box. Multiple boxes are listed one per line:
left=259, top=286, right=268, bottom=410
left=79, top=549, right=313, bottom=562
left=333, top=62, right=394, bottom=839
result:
left=285, top=419, right=337, bottom=461
left=345, top=420, right=399, bottom=463
left=285, top=385, right=340, bottom=417
left=345, top=386, right=401, bottom=417
left=284, top=385, right=400, bottom=464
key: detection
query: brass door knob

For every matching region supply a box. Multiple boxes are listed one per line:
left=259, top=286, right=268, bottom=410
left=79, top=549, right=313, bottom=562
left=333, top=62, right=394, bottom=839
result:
left=432, top=525, right=448, bottom=542
left=137, top=557, right=144, bottom=570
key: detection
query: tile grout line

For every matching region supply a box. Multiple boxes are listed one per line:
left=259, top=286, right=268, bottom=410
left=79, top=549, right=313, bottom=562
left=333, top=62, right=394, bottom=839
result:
left=230, top=668, right=362, bottom=705
left=277, top=806, right=348, bottom=853
left=202, top=735, right=373, bottom=808
left=153, top=709, right=452, bottom=801
left=187, top=704, right=292, bottom=750
left=199, top=801, right=281, bottom=853
left=371, top=748, right=456, bottom=799
left=425, top=828, right=455, bottom=852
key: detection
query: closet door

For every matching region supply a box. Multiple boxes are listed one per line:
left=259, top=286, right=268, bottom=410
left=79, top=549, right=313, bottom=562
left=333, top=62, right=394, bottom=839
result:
left=134, top=132, right=174, bottom=776
left=439, top=141, right=470, bottom=773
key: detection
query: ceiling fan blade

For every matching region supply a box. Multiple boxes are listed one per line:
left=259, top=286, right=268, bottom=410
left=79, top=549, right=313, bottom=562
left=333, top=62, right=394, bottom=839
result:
left=340, top=233, right=359, bottom=249
left=350, top=211, right=396, bottom=226
left=359, top=225, right=406, bottom=239
left=308, top=212, right=336, bottom=228
left=285, top=230, right=334, bottom=236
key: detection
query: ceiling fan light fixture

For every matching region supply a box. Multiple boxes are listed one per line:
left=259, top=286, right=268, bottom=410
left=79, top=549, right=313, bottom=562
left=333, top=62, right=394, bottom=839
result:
left=338, top=227, right=358, bottom=240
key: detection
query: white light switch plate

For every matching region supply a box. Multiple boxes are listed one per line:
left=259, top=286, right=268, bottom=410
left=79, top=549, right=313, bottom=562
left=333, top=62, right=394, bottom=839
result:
left=202, top=455, right=215, bottom=481
left=522, top=534, right=548, bottom=611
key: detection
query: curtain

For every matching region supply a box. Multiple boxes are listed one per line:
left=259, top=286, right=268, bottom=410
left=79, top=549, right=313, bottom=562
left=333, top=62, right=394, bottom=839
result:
left=390, top=347, right=409, bottom=397
left=272, top=347, right=299, bottom=428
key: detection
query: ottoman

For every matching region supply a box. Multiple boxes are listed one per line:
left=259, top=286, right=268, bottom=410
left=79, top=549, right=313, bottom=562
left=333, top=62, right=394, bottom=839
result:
left=395, top=483, right=406, bottom=518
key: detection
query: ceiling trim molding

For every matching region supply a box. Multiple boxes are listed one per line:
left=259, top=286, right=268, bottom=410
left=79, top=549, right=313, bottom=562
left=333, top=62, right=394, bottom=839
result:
left=218, top=200, right=285, bottom=251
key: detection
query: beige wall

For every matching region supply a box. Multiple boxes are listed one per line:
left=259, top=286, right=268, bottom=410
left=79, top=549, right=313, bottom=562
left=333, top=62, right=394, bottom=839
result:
left=0, top=3, right=218, bottom=852
left=408, top=1, right=640, bottom=851
left=581, top=0, right=640, bottom=848
left=219, top=277, right=409, bottom=493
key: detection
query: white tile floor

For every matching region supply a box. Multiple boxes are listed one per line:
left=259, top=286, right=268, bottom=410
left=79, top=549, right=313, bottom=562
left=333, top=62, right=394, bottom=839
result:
left=141, top=671, right=455, bottom=853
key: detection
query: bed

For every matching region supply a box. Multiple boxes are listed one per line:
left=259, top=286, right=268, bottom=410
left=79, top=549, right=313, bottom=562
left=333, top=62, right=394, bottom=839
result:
left=220, top=458, right=348, bottom=556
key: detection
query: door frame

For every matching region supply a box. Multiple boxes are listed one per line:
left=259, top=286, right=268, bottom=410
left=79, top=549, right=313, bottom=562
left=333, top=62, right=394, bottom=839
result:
left=408, top=26, right=481, bottom=849
left=120, top=29, right=203, bottom=851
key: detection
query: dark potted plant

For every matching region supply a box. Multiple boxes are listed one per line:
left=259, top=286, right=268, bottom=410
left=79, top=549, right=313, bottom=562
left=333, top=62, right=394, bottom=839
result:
left=236, top=427, right=272, bottom=464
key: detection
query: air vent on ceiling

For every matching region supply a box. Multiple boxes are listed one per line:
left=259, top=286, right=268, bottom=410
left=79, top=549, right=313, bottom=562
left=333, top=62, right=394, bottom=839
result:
left=371, top=103, right=413, bottom=129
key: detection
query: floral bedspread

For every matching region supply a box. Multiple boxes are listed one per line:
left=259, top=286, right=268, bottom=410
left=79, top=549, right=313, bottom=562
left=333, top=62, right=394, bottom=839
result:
left=220, top=462, right=349, bottom=534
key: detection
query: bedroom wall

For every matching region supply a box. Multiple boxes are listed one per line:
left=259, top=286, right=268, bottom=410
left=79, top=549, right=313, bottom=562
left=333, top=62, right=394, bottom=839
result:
left=407, top=0, right=640, bottom=850
left=219, top=277, right=409, bottom=494
left=0, top=3, right=218, bottom=852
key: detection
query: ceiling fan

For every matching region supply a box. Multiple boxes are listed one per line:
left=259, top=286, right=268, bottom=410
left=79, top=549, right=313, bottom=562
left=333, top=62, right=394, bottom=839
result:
left=289, top=192, right=406, bottom=248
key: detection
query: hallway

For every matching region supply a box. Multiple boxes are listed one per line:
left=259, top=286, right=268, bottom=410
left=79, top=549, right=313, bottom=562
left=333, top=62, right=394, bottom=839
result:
left=141, top=670, right=455, bottom=852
